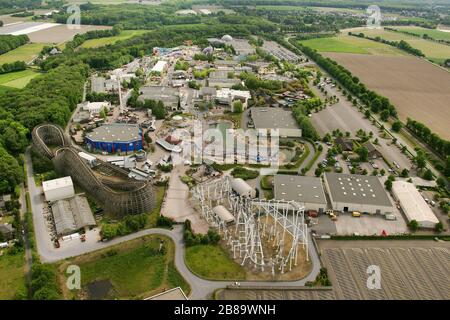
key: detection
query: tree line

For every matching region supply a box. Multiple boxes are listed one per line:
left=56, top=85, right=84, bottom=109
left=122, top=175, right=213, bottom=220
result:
left=0, top=60, right=27, bottom=74
left=406, top=118, right=450, bottom=160
left=64, top=25, right=123, bottom=50
left=0, top=34, right=29, bottom=55
left=349, top=32, right=425, bottom=57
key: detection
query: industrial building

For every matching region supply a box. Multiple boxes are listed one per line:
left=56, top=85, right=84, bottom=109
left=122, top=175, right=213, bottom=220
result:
left=85, top=124, right=143, bottom=154
left=138, top=86, right=179, bottom=110
left=51, top=195, right=96, bottom=236
left=42, top=176, right=75, bottom=202
left=273, top=175, right=327, bottom=213
left=80, top=101, right=110, bottom=114
left=323, top=172, right=393, bottom=214
left=151, top=60, right=168, bottom=74
left=231, top=178, right=256, bottom=198
left=250, top=108, right=302, bottom=138
left=392, top=181, right=439, bottom=228
left=216, top=88, right=251, bottom=111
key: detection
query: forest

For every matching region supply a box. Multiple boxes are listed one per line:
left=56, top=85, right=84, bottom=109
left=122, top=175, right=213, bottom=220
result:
left=0, top=35, right=29, bottom=55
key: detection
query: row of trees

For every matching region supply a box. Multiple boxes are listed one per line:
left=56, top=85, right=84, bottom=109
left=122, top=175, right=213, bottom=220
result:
left=64, top=25, right=123, bottom=50
left=0, top=34, right=29, bottom=55
left=350, top=32, right=425, bottom=57
left=0, top=60, right=27, bottom=74
left=406, top=118, right=450, bottom=159
left=183, top=219, right=220, bottom=247
left=101, top=213, right=148, bottom=240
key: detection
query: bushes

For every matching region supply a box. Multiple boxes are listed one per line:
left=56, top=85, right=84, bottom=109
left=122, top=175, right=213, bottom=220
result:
left=183, top=220, right=220, bottom=247
left=156, top=215, right=174, bottom=229
left=30, top=264, right=60, bottom=300
left=0, top=34, right=29, bottom=55
left=101, top=213, right=148, bottom=240
left=231, top=166, right=259, bottom=180
left=0, top=61, right=27, bottom=74
left=306, top=267, right=331, bottom=287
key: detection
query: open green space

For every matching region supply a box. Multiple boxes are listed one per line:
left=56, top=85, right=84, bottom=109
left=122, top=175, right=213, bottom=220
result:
left=59, top=235, right=189, bottom=300
left=299, top=34, right=405, bottom=55
left=396, top=26, right=450, bottom=42
left=349, top=27, right=450, bottom=64
left=80, top=30, right=149, bottom=48
left=0, top=69, right=40, bottom=89
left=0, top=252, right=26, bottom=300
left=0, top=43, right=45, bottom=64
left=185, top=244, right=246, bottom=280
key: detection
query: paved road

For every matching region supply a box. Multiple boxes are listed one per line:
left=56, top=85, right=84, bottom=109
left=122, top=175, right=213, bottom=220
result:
left=26, top=147, right=321, bottom=299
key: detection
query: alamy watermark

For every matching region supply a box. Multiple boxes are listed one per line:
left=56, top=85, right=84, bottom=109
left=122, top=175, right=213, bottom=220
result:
left=366, top=5, right=382, bottom=29
left=66, top=265, right=81, bottom=290
left=66, top=5, right=81, bottom=30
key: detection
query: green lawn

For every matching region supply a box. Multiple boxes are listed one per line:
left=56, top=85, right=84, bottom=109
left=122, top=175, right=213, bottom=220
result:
left=0, top=69, right=40, bottom=89
left=0, top=43, right=45, bottom=64
left=185, top=244, right=246, bottom=280
left=80, top=30, right=149, bottom=48
left=0, top=252, right=26, bottom=300
left=60, top=235, right=189, bottom=299
left=396, top=26, right=450, bottom=42
left=300, top=34, right=405, bottom=55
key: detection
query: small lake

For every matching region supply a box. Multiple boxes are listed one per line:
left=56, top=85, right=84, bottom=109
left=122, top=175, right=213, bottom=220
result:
left=86, top=279, right=113, bottom=300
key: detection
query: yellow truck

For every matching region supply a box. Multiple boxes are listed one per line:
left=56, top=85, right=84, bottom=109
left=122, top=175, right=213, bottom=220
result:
left=352, top=211, right=361, bottom=217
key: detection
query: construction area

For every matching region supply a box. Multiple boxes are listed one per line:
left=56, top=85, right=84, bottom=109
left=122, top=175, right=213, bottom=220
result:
left=216, top=240, right=450, bottom=300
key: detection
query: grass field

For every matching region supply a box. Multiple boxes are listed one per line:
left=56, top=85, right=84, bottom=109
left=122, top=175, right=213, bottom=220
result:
left=347, top=27, right=450, bottom=64
left=0, top=69, right=40, bottom=89
left=0, top=43, right=45, bottom=64
left=300, top=34, right=405, bottom=55
left=185, top=244, right=246, bottom=280
left=396, top=26, right=450, bottom=42
left=0, top=253, right=26, bottom=300
left=59, top=235, right=189, bottom=300
left=80, top=30, right=148, bottom=48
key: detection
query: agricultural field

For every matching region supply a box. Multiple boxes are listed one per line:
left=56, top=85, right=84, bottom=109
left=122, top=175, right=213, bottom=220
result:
left=324, top=52, right=450, bottom=140
left=299, top=34, right=406, bottom=55
left=28, top=25, right=112, bottom=44
left=396, top=26, right=450, bottom=42
left=347, top=27, right=450, bottom=64
left=0, top=253, right=26, bottom=300
left=0, top=69, right=40, bottom=89
left=58, top=235, right=190, bottom=300
left=80, top=30, right=148, bottom=48
left=0, top=43, right=45, bottom=64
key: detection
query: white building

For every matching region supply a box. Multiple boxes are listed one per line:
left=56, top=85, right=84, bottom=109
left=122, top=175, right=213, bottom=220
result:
left=81, top=101, right=110, bottom=114
left=212, top=205, right=235, bottom=225
left=216, top=88, right=251, bottom=111
left=42, top=176, right=75, bottom=202
left=231, top=178, right=256, bottom=198
left=78, top=152, right=97, bottom=167
left=151, top=61, right=168, bottom=74
left=392, top=181, right=439, bottom=228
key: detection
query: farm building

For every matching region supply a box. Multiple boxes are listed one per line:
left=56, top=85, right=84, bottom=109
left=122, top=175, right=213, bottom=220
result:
left=213, top=205, right=235, bottom=225
left=323, top=173, right=393, bottom=214
left=273, top=175, right=327, bottom=213
left=85, top=124, right=143, bottom=154
left=250, top=108, right=302, bottom=138
left=231, top=178, right=256, bottom=198
left=42, top=176, right=75, bottom=202
left=392, top=181, right=439, bottom=228
left=51, top=195, right=96, bottom=236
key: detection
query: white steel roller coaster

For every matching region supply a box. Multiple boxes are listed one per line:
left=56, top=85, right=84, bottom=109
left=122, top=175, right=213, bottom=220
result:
left=192, top=176, right=308, bottom=274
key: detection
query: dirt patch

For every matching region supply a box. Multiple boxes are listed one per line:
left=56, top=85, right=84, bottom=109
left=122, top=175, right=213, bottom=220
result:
left=324, top=53, right=450, bottom=140
left=28, top=24, right=112, bottom=44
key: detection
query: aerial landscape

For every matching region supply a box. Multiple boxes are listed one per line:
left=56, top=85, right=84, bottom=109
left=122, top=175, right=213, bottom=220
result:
left=0, top=0, right=449, bottom=308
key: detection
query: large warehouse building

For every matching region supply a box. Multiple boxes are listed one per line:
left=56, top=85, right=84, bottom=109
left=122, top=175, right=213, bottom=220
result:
left=51, top=195, right=96, bottom=236
left=324, top=173, right=393, bottom=214
left=85, top=124, right=143, bottom=154
left=273, top=175, right=327, bottom=213
left=250, top=108, right=302, bottom=138
left=392, top=181, right=439, bottom=228
left=42, top=176, right=75, bottom=202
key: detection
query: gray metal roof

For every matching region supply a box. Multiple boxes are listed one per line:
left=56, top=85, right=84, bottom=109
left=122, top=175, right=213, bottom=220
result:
left=274, top=175, right=327, bottom=204
left=324, top=172, right=392, bottom=207
left=251, top=108, right=299, bottom=130
left=52, top=195, right=96, bottom=236
left=87, top=124, right=140, bottom=143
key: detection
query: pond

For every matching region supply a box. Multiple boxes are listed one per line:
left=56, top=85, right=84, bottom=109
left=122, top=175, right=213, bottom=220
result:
left=86, top=279, right=114, bottom=300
